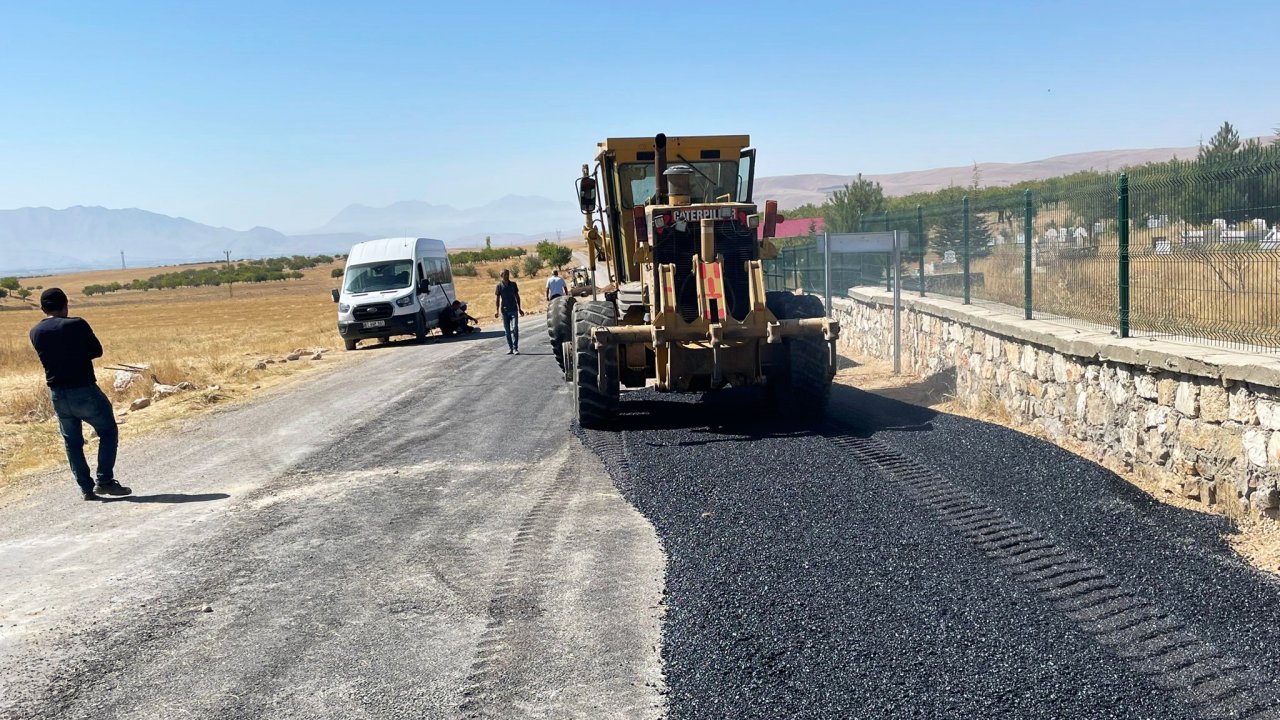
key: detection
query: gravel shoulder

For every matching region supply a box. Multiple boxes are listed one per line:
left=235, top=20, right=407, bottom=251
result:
left=0, top=322, right=664, bottom=719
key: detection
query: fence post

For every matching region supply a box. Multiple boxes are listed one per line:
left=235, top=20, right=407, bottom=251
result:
left=962, top=195, right=971, bottom=305
left=885, top=213, right=893, bottom=291
left=1023, top=189, right=1033, bottom=320
left=1118, top=173, right=1130, bottom=338
left=917, top=204, right=925, bottom=297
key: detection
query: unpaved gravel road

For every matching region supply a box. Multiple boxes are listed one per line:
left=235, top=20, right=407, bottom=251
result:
left=0, top=323, right=664, bottom=720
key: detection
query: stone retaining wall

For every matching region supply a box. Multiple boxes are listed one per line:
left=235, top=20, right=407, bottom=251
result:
left=831, top=289, right=1280, bottom=519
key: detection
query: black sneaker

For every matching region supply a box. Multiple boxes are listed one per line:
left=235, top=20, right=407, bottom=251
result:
left=82, top=491, right=100, bottom=501
left=94, top=483, right=132, bottom=496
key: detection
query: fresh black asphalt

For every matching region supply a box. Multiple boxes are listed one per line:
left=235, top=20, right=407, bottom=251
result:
left=579, top=380, right=1280, bottom=719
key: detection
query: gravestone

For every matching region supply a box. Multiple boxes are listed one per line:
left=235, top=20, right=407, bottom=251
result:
left=942, top=250, right=957, bottom=264
left=1263, top=228, right=1280, bottom=251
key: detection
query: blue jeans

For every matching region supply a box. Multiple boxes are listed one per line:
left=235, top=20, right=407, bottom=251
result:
left=502, top=309, right=519, bottom=351
left=50, top=384, right=118, bottom=493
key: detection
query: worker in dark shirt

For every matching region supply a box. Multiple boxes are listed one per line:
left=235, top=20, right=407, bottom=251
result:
left=493, top=269, right=524, bottom=354
left=28, top=288, right=132, bottom=501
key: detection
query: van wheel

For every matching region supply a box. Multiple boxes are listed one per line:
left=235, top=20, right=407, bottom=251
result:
left=415, top=310, right=428, bottom=343
left=344, top=338, right=358, bottom=351
left=379, top=336, right=390, bottom=344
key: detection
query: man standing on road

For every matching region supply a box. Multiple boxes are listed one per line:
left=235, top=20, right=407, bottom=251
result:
left=494, top=269, right=524, bottom=354
left=28, top=288, right=132, bottom=501
left=546, top=269, right=567, bottom=302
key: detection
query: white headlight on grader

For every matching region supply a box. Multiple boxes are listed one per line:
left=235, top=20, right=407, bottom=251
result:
left=546, top=133, right=840, bottom=428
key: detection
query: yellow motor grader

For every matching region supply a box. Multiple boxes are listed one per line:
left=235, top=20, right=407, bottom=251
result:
left=546, top=133, right=839, bottom=428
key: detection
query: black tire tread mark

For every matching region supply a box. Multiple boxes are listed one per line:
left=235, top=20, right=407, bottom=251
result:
left=455, top=470, right=576, bottom=719
left=824, top=428, right=1280, bottom=720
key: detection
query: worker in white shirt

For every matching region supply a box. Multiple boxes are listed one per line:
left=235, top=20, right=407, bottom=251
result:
left=546, top=269, right=568, bottom=301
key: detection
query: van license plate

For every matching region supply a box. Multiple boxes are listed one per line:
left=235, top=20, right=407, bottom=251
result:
left=362, top=320, right=386, bottom=328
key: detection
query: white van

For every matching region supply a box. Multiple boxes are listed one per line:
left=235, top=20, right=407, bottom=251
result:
left=332, top=237, right=455, bottom=350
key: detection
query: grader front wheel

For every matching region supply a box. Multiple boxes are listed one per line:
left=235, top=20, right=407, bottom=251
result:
left=765, top=292, right=831, bottom=421
left=547, top=295, right=576, bottom=377
left=572, top=300, right=620, bottom=428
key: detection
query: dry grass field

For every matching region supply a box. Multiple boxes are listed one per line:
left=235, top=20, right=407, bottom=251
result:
left=0, top=244, right=571, bottom=486
left=943, top=208, right=1280, bottom=347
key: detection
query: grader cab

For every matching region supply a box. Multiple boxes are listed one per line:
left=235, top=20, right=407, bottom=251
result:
left=546, top=133, right=839, bottom=428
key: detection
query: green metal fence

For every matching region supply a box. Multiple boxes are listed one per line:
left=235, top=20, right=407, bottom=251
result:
left=763, top=241, right=888, bottom=297
left=765, top=155, right=1280, bottom=351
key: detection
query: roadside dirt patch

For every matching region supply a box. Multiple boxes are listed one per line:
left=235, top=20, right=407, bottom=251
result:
left=834, top=350, right=1280, bottom=576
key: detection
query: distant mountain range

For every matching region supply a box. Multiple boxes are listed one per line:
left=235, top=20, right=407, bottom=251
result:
left=0, top=196, right=583, bottom=275
left=755, top=138, right=1274, bottom=210
left=0, top=206, right=368, bottom=276
left=314, top=194, right=581, bottom=242
left=6, top=140, right=1264, bottom=275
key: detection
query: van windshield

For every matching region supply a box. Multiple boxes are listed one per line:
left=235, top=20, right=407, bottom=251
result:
left=343, top=261, right=413, bottom=294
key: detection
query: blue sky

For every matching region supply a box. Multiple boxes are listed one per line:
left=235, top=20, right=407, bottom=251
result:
left=2, top=0, right=1278, bottom=232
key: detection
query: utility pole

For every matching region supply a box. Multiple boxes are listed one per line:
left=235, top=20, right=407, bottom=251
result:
left=223, top=250, right=231, bottom=264
left=224, top=251, right=233, bottom=298
left=120, top=251, right=126, bottom=270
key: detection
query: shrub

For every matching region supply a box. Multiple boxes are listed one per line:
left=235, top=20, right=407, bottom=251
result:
left=536, top=240, right=573, bottom=269
left=330, top=268, right=344, bottom=278
left=452, top=263, right=478, bottom=276
left=449, top=247, right=527, bottom=265
left=521, top=255, right=545, bottom=277
left=486, top=268, right=502, bottom=280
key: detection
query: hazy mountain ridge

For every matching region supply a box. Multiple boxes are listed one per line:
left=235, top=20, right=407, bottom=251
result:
left=0, top=206, right=363, bottom=275
left=755, top=140, right=1274, bottom=210
left=315, top=194, right=581, bottom=241
left=6, top=141, right=1264, bottom=275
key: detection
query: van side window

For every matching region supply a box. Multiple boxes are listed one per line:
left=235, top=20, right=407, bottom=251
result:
left=423, top=258, right=451, bottom=286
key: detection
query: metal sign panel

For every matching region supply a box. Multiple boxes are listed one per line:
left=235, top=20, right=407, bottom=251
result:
left=817, top=231, right=904, bottom=253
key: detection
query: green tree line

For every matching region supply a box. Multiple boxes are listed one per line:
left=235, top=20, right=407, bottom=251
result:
left=784, top=121, right=1280, bottom=257
left=448, top=247, right=526, bottom=265
left=82, top=254, right=333, bottom=296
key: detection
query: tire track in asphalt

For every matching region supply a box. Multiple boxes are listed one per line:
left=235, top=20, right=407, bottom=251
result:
left=823, top=427, right=1280, bottom=720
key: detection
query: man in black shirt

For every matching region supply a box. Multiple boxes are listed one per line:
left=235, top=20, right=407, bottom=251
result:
left=28, top=288, right=131, bottom=501
left=493, top=269, right=524, bottom=354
